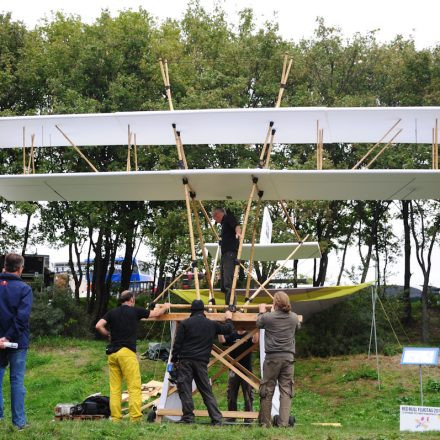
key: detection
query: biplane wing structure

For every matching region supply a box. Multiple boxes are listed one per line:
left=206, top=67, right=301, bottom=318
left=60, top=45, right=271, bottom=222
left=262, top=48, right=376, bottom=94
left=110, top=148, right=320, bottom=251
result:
left=0, top=106, right=440, bottom=147
left=205, top=242, right=321, bottom=260
left=1, top=168, right=440, bottom=201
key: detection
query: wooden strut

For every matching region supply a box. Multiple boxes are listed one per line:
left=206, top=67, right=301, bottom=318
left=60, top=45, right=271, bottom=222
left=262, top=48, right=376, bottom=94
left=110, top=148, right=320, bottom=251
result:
left=126, top=125, right=132, bottom=172
left=210, top=342, right=258, bottom=382
left=229, top=179, right=258, bottom=307
left=244, top=234, right=310, bottom=305
left=22, top=127, right=26, bottom=174
left=212, top=344, right=260, bottom=385
left=275, top=53, right=293, bottom=108
left=365, top=128, right=402, bottom=168
left=191, top=196, right=214, bottom=299
left=263, top=129, right=277, bottom=169
left=432, top=118, right=438, bottom=170
left=279, top=200, right=301, bottom=242
left=159, top=58, right=174, bottom=111
left=352, top=119, right=402, bottom=169
left=27, top=134, right=35, bottom=174
left=55, top=125, right=99, bottom=173
left=316, top=121, right=324, bottom=170
left=134, top=133, right=138, bottom=172
left=245, top=195, right=263, bottom=300
left=152, top=264, right=192, bottom=304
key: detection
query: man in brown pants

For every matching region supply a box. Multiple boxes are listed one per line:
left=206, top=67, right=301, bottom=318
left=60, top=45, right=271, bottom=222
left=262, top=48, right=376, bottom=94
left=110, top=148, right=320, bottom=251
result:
left=256, top=291, right=299, bottom=427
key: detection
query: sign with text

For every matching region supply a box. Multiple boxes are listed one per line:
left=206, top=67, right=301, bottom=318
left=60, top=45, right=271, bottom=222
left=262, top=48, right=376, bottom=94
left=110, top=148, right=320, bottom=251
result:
left=401, top=347, right=439, bottom=366
left=400, top=406, right=440, bottom=432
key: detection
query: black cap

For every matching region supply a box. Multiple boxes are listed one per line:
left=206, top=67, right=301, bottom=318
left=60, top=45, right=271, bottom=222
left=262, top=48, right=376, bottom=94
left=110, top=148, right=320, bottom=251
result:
left=190, top=299, right=205, bottom=312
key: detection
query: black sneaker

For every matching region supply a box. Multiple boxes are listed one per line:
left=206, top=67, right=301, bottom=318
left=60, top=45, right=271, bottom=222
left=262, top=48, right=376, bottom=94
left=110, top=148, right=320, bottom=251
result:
left=176, top=418, right=194, bottom=424
left=211, top=420, right=222, bottom=426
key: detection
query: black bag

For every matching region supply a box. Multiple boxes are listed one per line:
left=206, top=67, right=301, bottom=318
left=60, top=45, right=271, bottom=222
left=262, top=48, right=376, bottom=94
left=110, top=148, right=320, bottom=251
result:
left=71, top=395, right=110, bottom=417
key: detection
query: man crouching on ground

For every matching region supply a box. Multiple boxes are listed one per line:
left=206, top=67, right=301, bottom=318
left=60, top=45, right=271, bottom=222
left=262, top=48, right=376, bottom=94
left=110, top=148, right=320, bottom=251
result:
left=257, top=291, right=299, bottom=427
left=171, top=299, right=234, bottom=425
left=95, top=291, right=170, bottom=422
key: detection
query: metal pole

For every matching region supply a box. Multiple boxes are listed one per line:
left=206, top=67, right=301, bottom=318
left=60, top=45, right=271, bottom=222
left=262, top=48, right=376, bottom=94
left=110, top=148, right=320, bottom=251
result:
left=420, top=365, right=424, bottom=406
left=368, top=285, right=374, bottom=358
left=372, top=259, right=380, bottom=389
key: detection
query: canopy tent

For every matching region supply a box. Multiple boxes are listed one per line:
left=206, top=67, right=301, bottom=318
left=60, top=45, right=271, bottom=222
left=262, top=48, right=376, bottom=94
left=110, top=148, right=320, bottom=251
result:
left=0, top=107, right=439, bottom=148
left=204, top=242, right=321, bottom=260
left=172, top=283, right=371, bottom=320
left=1, top=168, right=439, bottom=202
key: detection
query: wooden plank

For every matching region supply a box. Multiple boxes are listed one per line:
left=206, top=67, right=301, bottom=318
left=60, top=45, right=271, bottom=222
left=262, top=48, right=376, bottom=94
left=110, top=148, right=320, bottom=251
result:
left=147, top=312, right=258, bottom=322
left=156, top=408, right=259, bottom=419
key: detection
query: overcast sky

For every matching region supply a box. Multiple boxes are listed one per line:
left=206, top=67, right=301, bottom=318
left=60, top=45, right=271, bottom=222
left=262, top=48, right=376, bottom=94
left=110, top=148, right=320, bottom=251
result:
left=2, top=0, right=440, bottom=287
left=2, top=0, right=440, bottom=49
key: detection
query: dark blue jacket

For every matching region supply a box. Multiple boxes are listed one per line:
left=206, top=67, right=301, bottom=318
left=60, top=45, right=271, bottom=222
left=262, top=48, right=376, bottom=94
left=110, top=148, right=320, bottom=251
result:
left=0, top=273, right=33, bottom=349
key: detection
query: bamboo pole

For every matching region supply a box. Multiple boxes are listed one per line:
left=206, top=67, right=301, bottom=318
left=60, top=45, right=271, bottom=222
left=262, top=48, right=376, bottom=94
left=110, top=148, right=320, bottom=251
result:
left=134, top=133, right=138, bottom=171
left=152, top=264, right=192, bottom=304
left=365, top=129, right=402, bottom=168
left=319, top=128, right=324, bottom=169
left=275, top=53, right=293, bottom=108
left=263, top=129, right=276, bottom=168
left=22, top=127, right=26, bottom=174
left=433, top=127, right=435, bottom=170
left=126, top=125, right=131, bottom=172
left=435, top=118, right=439, bottom=170
left=244, top=234, right=310, bottom=305
left=159, top=58, right=174, bottom=111
left=352, top=119, right=402, bottom=169
left=183, top=182, right=200, bottom=299
left=199, top=201, right=220, bottom=240
left=245, top=195, right=263, bottom=299
left=279, top=200, right=301, bottom=242
left=258, top=122, right=274, bottom=167
left=27, top=134, right=35, bottom=174
left=229, top=179, right=258, bottom=307
left=239, top=261, right=273, bottom=300
left=192, top=197, right=214, bottom=299
left=55, top=125, right=99, bottom=172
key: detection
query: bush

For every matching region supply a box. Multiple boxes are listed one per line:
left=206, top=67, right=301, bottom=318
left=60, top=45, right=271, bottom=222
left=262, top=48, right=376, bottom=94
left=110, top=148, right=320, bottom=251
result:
left=30, top=286, right=92, bottom=338
left=296, top=290, right=403, bottom=357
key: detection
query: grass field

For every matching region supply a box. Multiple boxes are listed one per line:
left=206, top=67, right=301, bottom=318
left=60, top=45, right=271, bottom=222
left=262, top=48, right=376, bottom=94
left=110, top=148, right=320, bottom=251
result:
left=0, top=337, right=439, bottom=439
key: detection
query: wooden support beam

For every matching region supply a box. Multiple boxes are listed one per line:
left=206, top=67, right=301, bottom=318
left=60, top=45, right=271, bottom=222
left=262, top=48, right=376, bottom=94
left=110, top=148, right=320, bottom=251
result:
left=168, top=304, right=261, bottom=310
left=22, top=126, right=26, bottom=174
left=245, top=196, right=262, bottom=299
left=156, top=409, right=259, bottom=419
left=147, top=312, right=258, bottom=323
left=212, top=344, right=260, bottom=384
left=365, top=129, right=402, bottom=168
left=211, top=343, right=258, bottom=382
left=192, top=197, right=214, bottom=299
left=279, top=200, right=301, bottom=242
left=352, top=119, right=402, bottom=169
left=152, top=264, right=192, bottom=304
left=126, top=125, right=131, bottom=172
left=229, top=179, right=258, bottom=306
left=210, top=349, right=259, bottom=390
left=134, top=133, right=138, bottom=171
left=207, top=328, right=258, bottom=367
left=55, top=125, right=99, bottom=172
left=244, top=234, right=310, bottom=305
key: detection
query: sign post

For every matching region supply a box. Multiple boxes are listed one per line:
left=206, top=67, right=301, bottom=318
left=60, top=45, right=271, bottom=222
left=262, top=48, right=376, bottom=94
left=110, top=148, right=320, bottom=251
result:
left=401, top=347, right=439, bottom=406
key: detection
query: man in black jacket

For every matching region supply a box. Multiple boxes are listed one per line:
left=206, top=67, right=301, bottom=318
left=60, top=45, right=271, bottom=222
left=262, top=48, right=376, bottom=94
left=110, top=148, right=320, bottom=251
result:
left=171, top=299, right=234, bottom=424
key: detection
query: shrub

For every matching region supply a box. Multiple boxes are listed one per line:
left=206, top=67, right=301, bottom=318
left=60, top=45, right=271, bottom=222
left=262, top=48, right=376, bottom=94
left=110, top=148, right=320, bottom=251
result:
left=30, top=286, right=92, bottom=338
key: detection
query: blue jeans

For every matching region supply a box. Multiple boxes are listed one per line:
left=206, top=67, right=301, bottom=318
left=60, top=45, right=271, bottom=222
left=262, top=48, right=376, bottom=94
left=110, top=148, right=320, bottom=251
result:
left=0, top=349, right=27, bottom=428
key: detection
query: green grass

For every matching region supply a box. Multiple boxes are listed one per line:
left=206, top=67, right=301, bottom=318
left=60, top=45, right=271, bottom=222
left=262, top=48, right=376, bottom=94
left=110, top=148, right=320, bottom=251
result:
left=1, top=337, right=440, bottom=439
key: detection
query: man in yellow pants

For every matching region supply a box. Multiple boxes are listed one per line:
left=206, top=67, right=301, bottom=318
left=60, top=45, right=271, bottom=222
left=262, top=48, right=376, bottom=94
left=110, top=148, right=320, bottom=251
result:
left=96, top=291, right=169, bottom=421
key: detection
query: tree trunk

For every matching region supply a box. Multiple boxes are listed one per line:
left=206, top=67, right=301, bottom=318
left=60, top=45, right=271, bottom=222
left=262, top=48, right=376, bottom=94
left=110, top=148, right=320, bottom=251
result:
left=293, top=259, right=298, bottom=288
left=21, top=213, right=32, bottom=256
left=401, top=200, right=412, bottom=325
left=337, top=220, right=354, bottom=285
left=421, top=274, right=430, bottom=343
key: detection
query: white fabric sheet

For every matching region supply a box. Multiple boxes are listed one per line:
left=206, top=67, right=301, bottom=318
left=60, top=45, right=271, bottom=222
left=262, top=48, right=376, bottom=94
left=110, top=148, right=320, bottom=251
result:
left=204, top=243, right=321, bottom=261
left=0, top=169, right=439, bottom=201
left=0, top=107, right=439, bottom=147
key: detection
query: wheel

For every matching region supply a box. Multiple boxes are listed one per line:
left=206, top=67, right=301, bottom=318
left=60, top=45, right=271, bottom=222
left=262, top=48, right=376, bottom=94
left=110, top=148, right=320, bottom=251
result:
left=146, top=408, right=156, bottom=422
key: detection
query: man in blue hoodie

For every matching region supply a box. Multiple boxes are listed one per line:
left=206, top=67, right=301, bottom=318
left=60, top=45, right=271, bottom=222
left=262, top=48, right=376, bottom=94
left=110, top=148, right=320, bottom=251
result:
left=0, top=253, right=33, bottom=429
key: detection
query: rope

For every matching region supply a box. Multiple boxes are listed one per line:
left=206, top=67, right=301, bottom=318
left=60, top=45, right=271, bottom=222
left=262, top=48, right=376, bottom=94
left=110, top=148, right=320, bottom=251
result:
left=383, top=293, right=412, bottom=343
left=376, top=294, right=403, bottom=348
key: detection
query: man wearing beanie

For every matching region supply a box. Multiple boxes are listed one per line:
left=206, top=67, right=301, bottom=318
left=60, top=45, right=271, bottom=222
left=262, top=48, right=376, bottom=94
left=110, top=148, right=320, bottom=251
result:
left=171, top=299, right=234, bottom=425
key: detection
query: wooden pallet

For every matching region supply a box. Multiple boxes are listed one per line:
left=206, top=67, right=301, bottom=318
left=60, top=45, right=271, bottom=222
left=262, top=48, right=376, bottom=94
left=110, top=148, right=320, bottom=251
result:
left=55, top=414, right=106, bottom=421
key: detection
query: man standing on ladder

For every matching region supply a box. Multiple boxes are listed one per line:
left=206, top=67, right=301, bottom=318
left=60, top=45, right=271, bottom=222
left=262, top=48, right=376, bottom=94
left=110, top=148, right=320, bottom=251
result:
left=212, top=207, right=242, bottom=306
